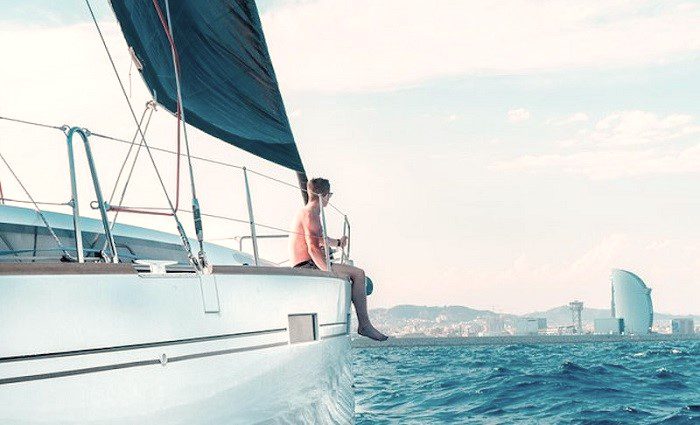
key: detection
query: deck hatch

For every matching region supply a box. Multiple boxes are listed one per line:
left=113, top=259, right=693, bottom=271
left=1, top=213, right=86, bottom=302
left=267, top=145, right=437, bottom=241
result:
left=288, top=313, right=317, bottom=343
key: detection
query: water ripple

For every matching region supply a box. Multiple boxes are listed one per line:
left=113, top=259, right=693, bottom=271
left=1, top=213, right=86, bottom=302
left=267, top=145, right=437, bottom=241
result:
left=353, top=340, right=699, bottom=424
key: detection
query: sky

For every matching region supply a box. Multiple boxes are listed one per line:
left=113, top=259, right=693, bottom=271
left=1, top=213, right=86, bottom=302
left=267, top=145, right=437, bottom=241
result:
left=0, top=0, right=699, bottom=315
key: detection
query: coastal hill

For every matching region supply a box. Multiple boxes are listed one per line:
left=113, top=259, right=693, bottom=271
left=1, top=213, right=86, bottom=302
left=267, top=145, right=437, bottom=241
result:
left=371, top=305, right=511, bottom=322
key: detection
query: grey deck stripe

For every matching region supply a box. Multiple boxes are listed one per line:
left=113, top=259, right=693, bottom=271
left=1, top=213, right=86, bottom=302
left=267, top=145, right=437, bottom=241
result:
left=168, top=342, right=287, bottom=363
left=321, top=332, right=349, bottom=340
left=0, top=342, right=288, bottom=386
left=319, top=322, right=347, bottom=327
left=0, top=328, right=287, bottom=363
left=0, top=358, right=160, bottom=385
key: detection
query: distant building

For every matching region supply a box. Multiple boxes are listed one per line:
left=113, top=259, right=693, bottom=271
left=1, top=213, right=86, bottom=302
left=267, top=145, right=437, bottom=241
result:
left=594, top=318, right=624, bottom=335
left=536, top=318, right=547, bottom=330
left=484, top=316, right=505, bottom=336
left=514, top=318, right=540, bottom=335
left=671, top=318, right=695, bottom=335
left=611, top=269, right=653, bottom=335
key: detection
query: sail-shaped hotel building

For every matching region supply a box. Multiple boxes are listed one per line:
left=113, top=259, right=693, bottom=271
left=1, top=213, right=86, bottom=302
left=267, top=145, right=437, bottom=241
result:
left=611, top=269, right=654, bottom=334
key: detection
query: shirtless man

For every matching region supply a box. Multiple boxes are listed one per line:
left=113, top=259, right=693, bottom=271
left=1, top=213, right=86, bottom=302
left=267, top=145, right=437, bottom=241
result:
left=290, top=177, right=388, bottom=341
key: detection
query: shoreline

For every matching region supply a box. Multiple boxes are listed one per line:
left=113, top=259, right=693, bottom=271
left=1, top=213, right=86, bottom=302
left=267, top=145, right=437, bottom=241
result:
left=352, top=333, right=700, bottom=349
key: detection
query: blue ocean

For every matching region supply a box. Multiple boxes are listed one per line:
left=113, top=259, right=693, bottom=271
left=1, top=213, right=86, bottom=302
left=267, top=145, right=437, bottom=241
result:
left=353, top=340, right=699, bottom=424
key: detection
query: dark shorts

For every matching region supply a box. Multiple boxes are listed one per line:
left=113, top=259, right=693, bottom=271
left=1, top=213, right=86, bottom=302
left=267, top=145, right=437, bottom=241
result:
left=293, top=259, right=319, bottom=270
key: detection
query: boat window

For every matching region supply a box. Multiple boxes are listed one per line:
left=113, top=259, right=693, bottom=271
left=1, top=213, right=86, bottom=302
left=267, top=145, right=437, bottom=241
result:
left=0, top=223, right=189, bottom=264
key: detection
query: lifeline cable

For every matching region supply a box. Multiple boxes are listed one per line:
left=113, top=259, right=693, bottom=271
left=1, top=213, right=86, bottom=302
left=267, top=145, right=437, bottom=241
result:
left=0, top=114, right=349, bottom=218
left=0, top=152, right=73, bottom=260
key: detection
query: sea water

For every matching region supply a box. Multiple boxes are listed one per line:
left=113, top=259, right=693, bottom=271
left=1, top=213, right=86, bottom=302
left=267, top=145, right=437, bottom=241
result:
left=353, top=340, right=699, bottom=424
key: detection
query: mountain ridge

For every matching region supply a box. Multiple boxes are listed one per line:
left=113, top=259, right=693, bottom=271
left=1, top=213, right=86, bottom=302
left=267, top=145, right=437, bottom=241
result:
left=370, top=304, right=698, bottom=328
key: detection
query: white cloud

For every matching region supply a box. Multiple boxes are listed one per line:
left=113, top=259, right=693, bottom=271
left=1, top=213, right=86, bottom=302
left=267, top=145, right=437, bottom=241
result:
left=507, top=108, right=530, bottom=123
left=547, top=112, right=589, bottom=126
left=590, top=110, right=699, bottom=146
left=262, top=0, right=700, bottom=92
left=493, top=110, right=700, bottom=178
left=492, top=145, right=700, bottom=179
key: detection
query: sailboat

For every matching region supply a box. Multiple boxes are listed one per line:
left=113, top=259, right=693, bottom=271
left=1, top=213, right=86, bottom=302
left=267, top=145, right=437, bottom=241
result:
left=0, top=1, right=355, bottom=423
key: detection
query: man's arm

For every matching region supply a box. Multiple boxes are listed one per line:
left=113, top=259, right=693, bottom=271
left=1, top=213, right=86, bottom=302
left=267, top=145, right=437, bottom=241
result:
left=301, top=211, right=330, bottom=271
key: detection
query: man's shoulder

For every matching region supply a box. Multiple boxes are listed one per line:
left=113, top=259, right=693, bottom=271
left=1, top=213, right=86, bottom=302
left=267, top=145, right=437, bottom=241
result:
left=299, top=205, right=319, bottom=217
left=298, top=206, right=321, bottom=225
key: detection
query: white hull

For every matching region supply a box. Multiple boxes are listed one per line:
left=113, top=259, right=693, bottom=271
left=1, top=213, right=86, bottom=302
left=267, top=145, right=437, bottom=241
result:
left=0, top=266, right=354, bottom=424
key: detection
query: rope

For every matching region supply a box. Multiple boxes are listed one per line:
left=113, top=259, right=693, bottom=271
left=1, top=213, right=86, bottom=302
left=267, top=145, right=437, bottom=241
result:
left=153, top=0, right=186, bottom=196
left=0, top=152, right=73, bottom=259
left=152, top=0, right=184, bottom=213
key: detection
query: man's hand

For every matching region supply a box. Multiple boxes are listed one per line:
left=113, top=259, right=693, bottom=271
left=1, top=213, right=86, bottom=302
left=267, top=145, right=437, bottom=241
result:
left=338, top=236, right=348, bottom=248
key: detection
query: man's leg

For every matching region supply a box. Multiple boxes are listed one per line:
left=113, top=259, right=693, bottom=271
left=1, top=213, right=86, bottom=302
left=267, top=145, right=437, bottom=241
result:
left=332, top=263, right=387, bottom=341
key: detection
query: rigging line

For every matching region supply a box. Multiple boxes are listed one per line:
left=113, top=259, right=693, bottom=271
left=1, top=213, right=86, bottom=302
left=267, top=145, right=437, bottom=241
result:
left=188, top=211, right=308, bottom=238
left=84, top=0, right=196, bottom=265
left=92, top=106, right=155, bottom=253
left=93, top=204, right=337, bottom=243
left=119, top=207, right=307, bottom=238
left=128, top=55, right=133, bottom=99
left=107, top=105, right=151, bottom=205
left=100, top=205, right=342, bottom=239
left=152, top=0, right=187, bottom=190
left=240, top=168, right=347, bottom=216
left=159, top=0, right=207, bottom=265
left=0, top=152, right=73, bottom=260
left=110, top=107, right=155, bottom=221
left=93, top=129, right=347, bottom=215
left=246, top=168, right=303, bottom=191
left=0, top=198, right=70, bottom=207
left=0, top=233, right=21, bottom=263
left=90, top=131, right=243, bottom=170
left=0, top=115, right=65, bottom=132
left=0, top=116, right=349, bottom=216
left=327, top=202, right=346, bottom=217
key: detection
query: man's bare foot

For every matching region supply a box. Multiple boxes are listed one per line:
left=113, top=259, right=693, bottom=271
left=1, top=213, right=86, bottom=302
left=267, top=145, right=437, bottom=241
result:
left=358, top=325, right=389, bottom=341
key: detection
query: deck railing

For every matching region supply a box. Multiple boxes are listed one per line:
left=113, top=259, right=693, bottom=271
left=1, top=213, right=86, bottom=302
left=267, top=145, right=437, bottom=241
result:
left=0, top=114, right=351, bottom=271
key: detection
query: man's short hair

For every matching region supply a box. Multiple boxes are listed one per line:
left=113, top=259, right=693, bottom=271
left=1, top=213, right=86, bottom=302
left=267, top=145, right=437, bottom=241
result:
left=307, top=177, right=330, bottom=201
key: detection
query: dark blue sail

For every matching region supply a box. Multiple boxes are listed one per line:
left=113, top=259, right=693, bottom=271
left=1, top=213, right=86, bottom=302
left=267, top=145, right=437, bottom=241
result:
left=111, top=0, right=304, bottom=172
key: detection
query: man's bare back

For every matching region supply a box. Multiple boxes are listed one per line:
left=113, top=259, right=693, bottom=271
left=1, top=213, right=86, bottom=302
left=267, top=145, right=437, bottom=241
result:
left=290, top=205, right=325, bottom=269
